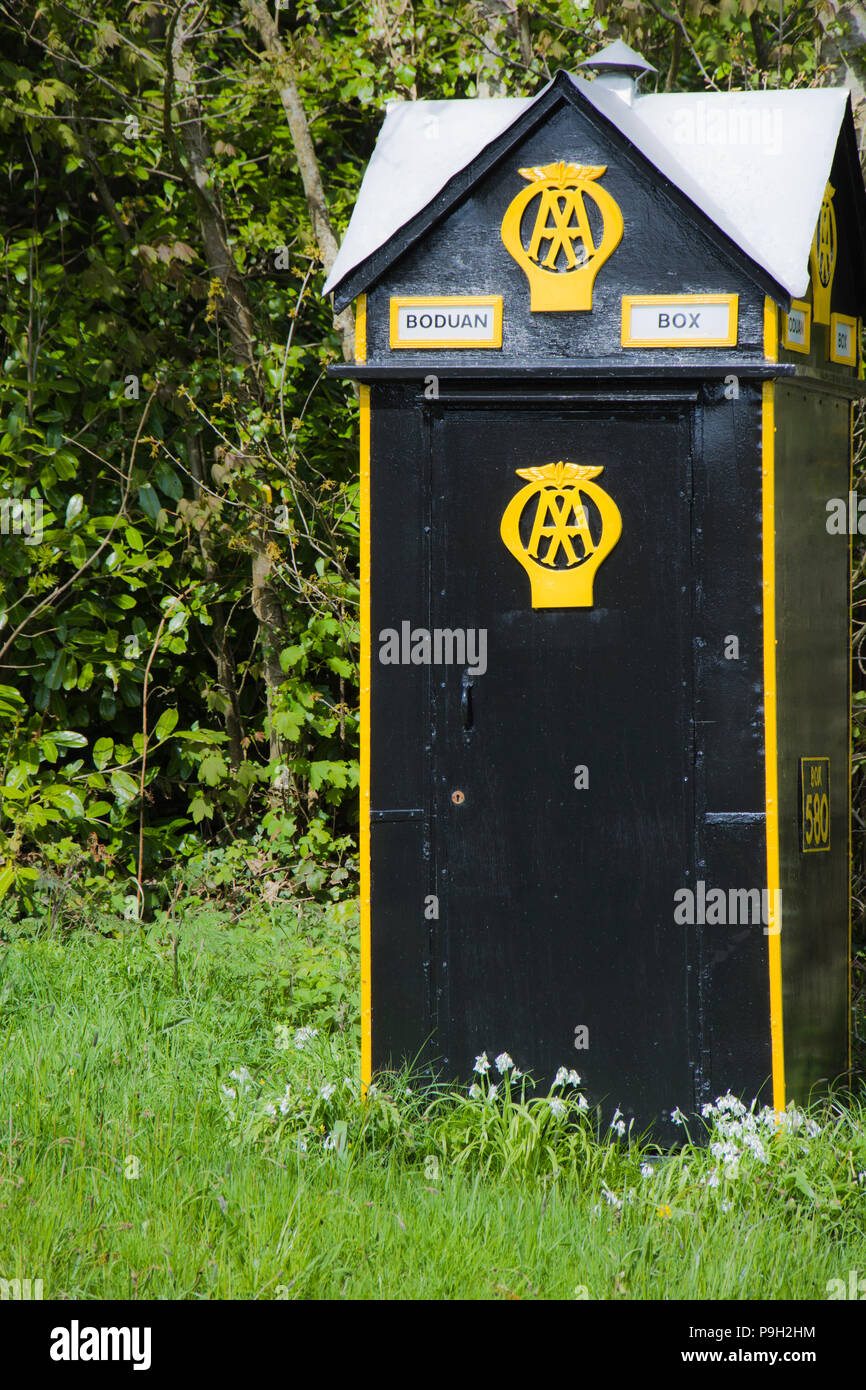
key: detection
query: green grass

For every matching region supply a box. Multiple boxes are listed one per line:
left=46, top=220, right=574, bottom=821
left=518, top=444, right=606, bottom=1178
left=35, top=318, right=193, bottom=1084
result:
left=0, top=908, right=864, bottom=1300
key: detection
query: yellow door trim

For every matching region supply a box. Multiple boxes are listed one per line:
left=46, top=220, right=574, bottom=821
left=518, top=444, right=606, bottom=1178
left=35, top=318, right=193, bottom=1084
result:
left=762, top=380, right=785, bottom=1112
left=359, top=382, right=371, bottom=1092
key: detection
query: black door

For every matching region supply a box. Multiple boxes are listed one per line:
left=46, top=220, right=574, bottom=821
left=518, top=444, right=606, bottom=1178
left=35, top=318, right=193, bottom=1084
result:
left=428, top=397, right=696, bottom=1130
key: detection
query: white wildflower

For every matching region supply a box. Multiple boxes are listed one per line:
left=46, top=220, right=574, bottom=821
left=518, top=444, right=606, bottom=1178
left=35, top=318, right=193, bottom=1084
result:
left=293, top=1026, right=318, bottom=1050
left=319, top=1082, right=337, bottom=1102
left=553, top=1067, right=569, bottom=1087
left=742, top=1133, right=768, bottom=1163
left=549, top=1096, right=566, bottom=1118
left=494, top=1052, right=514, bottom=1074
left=710, top=1140, right=738, bottom=1165
left=473, top=1052, right=491, bottom=1074
left=715, top=1092, right=747, bottom=1117
left=469, top=1083, right=482, bottom=1100
left=640, top=1162, right=654, bottom=1179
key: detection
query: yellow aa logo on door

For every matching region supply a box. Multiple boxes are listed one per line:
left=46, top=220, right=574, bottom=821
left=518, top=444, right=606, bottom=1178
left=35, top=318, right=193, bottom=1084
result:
left=500, top=461, right=622, bottom=608
left=501, top=162, right=624, bottom=312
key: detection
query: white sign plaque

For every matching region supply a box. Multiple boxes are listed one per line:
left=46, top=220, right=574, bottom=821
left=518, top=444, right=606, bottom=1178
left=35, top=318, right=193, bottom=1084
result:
left=390, top=296, right=503, bottom=349
left=622, top=295, right=738, bottom=348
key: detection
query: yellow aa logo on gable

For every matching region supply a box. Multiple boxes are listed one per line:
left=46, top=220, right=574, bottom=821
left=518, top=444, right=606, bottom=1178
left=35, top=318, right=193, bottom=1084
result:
left=501, top=162, right=624, bottom=312
left=500, top=461, right=622, bottom=608
left=810, top=181, right=837, bottom=326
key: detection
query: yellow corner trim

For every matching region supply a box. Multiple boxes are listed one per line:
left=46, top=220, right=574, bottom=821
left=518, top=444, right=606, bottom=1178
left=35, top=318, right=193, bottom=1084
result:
left=355, top=293, right=367, bottom=364
left=781, top=299, right=811, bottom=355
left=763, top=296, right=778, bottom=363
left=359, top=385, right=371, bottom=1093
left=620, top=293, right=738, bottom=348
left=762, top=381, right=785, bottom=1114
left=389, top=295, right=503, bottom=349
left=829, top=312, right=858, bottom=367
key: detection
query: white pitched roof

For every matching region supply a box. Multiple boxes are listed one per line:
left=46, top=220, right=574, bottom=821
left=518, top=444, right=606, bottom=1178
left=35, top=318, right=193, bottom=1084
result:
left=323, top=95, right=532, bottom=296
left=323, top=75, right=850, bottom=304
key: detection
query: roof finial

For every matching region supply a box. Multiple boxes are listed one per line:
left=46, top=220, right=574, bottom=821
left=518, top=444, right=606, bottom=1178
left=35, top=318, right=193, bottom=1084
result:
left=577, top=39, right=657, bottom=106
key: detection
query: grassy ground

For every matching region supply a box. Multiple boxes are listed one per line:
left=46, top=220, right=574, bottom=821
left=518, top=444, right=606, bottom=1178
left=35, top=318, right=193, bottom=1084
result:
left=0, top=906, right=864, bottom=1301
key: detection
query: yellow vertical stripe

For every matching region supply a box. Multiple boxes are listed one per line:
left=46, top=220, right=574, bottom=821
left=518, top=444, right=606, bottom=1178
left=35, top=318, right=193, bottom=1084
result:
left=762, top=380, right=785, bottom=1112
left=763, top=296, right=778, bottom=363
left=359, top=383, right=371, bottom=1093
left=848, top=401, right=854, bottom=1073
left=355, top=293, right=367, bottom=364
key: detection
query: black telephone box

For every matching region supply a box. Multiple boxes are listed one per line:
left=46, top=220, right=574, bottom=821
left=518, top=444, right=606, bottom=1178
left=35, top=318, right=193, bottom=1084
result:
left=325, top=46, right=866, bottom=1140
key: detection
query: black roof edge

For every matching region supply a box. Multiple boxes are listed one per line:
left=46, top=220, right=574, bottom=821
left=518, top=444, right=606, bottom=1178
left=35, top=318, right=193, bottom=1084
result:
left=330, top=68, right=792, bottom=313
left=838, top=97, right=866, bottom=315
left=331, top=79, right=567, bottom=310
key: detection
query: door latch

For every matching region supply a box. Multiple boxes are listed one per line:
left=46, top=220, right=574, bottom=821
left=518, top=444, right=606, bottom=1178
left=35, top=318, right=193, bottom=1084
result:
left=460, top=670, right=474, bottom=732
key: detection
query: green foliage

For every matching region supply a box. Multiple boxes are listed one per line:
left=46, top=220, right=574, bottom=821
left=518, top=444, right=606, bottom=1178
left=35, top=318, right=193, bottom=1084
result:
left=0, top=0, right=862, bottom=945
left=0, top=0, right=367, bottom=902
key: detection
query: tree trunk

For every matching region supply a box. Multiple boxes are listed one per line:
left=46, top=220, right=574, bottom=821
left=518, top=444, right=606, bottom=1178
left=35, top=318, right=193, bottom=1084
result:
left=165, top=7, right=289, bottom=795
left=187, top=431, right=245, bottom=771
left=242, top=0, right=355, bottom=360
